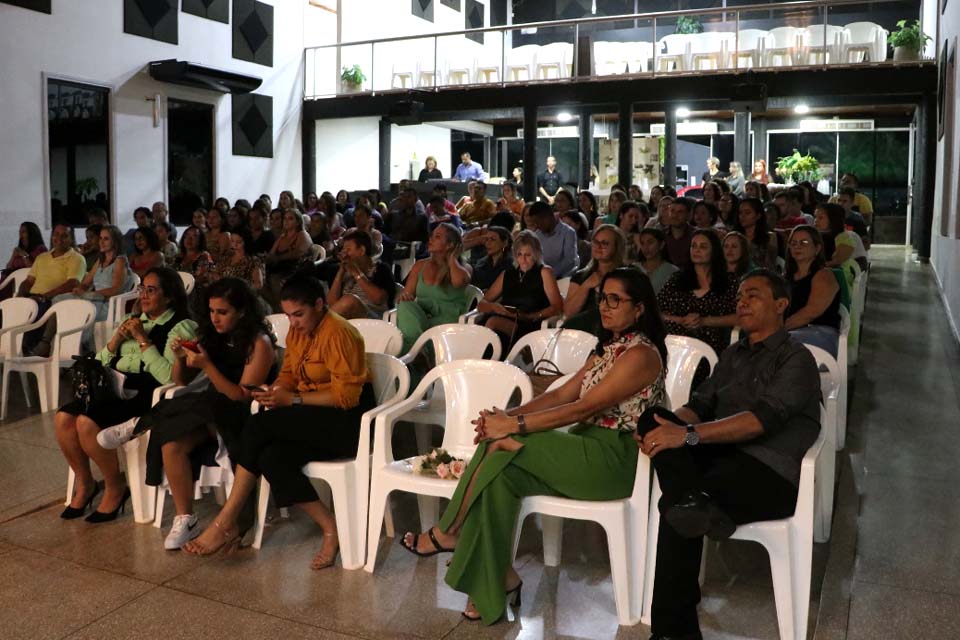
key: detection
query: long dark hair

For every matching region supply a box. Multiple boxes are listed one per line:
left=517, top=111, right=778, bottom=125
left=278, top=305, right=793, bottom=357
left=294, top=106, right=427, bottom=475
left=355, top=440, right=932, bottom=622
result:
left=678, top=229, right=729, bottom=294
left=19, top=222, right=44, bottom=252
left=179, top=225, right=207, bottom=254
left=734, top=197, right=770, bottom=250
left=134, top=226, right=161, bottom=253
left=146, top=266, right=190, bottom=319
left=199, top=278, right=275, bottom=361
left=596, top=267, right=668, bottom=367
left=818, top=202, right=847, bottom=236
left=785, top=225, right=826, bottom=279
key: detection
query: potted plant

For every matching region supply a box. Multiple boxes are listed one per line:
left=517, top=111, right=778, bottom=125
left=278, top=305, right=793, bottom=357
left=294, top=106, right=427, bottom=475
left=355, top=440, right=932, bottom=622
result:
left=75, top=177, right=99, bottom=201
left=340, top=64, right=366, bottom=93
left=775, top=150, right=821, bottom=185
left=888, top=19, right=930, bottom=62
left=675, top=16, right=703, bottom=35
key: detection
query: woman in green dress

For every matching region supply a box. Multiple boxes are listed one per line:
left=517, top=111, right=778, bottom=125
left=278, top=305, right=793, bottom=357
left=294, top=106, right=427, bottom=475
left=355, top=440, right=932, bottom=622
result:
left=396, top=222, right=472, bottom=353
left=400, top=267, right=669, bottom=624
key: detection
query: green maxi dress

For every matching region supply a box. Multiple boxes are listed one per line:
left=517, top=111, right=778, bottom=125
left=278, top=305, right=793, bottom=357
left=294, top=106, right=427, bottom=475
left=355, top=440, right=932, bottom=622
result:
left=437, top=331, right=669, bottom=624
left=397, top=271, right=469, bottom=353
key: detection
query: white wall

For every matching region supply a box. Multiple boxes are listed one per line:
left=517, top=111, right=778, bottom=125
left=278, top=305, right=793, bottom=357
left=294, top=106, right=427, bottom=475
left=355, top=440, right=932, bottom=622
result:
left=314, top=116, right=380, bottom=191
left=930, top=2, right=960, bottom=340
left=0, top=0, right=324, bottom=250
left=390, top=123, right=452, bottom=183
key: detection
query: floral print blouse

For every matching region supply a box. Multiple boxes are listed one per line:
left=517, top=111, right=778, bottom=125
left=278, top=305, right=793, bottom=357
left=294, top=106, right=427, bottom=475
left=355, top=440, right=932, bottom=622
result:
left=581, top=331, right=667, bottom=432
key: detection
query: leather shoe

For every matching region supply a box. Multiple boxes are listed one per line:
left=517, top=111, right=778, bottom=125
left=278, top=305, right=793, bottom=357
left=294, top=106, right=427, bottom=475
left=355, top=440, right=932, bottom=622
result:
left=649, top=633, right=703, bottom=640
left=663, top=491, right=735, bottom=540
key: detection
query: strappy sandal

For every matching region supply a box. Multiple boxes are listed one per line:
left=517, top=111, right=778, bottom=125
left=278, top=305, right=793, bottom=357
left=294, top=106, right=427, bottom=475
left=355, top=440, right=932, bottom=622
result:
left=399, top=526, right=454, bottom=557
left=182, top=521, right=240, bottom=556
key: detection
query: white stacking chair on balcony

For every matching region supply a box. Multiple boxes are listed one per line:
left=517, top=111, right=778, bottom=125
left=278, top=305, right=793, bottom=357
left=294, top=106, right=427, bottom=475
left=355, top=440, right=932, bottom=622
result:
left=657, top=34, right=692, bottom=71
left=642, top=409, right=828, bottom=640
left=593, top=40, right=631, bottom=76
left=0, top=267, right=31, bottom=297
left=626, top=41, right=654, bottom=73
left=804, top=25, right=846, bottom=64
left=252, top=353, right=411, bottom=569
left=805, top=344, right=839, bottom=543
left=348, top=318, right=403, bottom=356
left=0, top=299, right=95, bottom=420
left=535, top=42, right=573, bottom=79
left=0, top=297, right=39, bottom=409
left=844, top=22, right=888, bottom=63
left=765, top=26, right=804, bottom=66
left=504, top=328, right=597, bottom=376
left=664, top=336, right=719, bottom=408
left=505, top=44, right=539, bottom=81
left=266, top=313, right=290, bottom=349
left=364, top=359, right=533, bottom=572
left=690, top=31, right=733, bottom=70
left=733, top=29, right=769, bottom=68
left=178, top=271, right=195, bottom=295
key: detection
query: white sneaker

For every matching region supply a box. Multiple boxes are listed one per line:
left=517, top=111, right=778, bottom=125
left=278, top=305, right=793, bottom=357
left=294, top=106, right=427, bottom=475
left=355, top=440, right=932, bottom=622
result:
left=96, top=422, right=138, bottom=450
left=165, top=514, right=200, bottom=550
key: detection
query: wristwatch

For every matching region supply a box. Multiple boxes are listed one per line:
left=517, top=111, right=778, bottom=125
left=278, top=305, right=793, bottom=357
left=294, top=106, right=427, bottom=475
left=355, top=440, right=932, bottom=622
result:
left=684, top=425, right=700, bottom=446
left=292, top=393, right=303, bottom=406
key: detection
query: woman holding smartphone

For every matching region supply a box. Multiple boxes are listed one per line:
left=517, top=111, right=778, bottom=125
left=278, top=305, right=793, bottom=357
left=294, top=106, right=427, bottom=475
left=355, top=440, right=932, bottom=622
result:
left=96, top=278, right=275, bottom=550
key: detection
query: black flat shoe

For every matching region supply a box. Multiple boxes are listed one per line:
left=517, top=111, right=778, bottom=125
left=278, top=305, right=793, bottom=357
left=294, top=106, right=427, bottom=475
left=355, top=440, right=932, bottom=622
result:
left=649, top=633, right=703, bottom=640
left=663, top=491, right=735, bottom=541
left=85, top=487, right=130, bottom=523
left=60, top=483, right=102, bottom=519
left=400, top=527, right=454, bottom=557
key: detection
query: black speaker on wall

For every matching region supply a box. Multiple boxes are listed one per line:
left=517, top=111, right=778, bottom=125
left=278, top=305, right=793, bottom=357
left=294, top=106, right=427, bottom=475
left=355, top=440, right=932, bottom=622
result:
left=124, top=0, right=178, bottom=45
left=233, top=93, right=273, bottom=158
left=182, top=0, right=229, bottom=24
left=233, top=0, right=274, bottom=67
left=0, top=0, right=51, bottom=13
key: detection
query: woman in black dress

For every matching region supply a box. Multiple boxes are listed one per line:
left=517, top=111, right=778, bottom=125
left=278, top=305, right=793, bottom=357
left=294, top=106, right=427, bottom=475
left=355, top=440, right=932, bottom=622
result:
left=418, top=156, right=443, bottom=182
left=476, top=231, right=563, bottom=351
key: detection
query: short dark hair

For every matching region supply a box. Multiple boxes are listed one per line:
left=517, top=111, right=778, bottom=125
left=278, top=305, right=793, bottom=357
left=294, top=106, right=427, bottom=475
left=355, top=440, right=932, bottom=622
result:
left=817, top=202, right=847, bottom=236
left=671, top=197, right=694, bottom=215
left=342, top=229, right=373, bottom=256
left=838, top=187, right=857, bottom=199
left=134, top=206, right=152, bottom=220
left=528, top=201, right=553, bottom=220
left=280, top=275, right=326, bottom=305
left=134, top=226, right=161, bottom=253
left=145, top=266, right=190, bottom=318
left=741, top=267, right=791, bottom=304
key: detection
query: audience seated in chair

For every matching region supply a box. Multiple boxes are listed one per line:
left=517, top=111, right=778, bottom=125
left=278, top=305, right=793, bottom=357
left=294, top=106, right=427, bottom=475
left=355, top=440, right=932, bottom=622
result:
left=815, top=203, right=868, bottom=274
left=527, top=201, right=579, bottom=279
left=784, top=226, right=842, bottom=358
left=327, top=230, right=395, bottom=320
left=470, top=226, right=513, bottom=292
left=637, top=227, right=679, bottom=294
left=475, top=231, right=563, bottom=352
left=638, top=268, right=821, bottom=640
left=663, top=198, right=696, bottom=270
left=54, top=267, right=197, bottom=523
left=562, top=224, right=627, bottom=332
left=734, top=197, right=779, bottom=271
left=395, top=223, right=472, bottom=354
left=129, top=226, right=165, bottom=280
left=264, top=209, right=313, bottom=309
left=182, top=276, right=375, bottom=568
left=3, top=221, right=46, bottom=280
left=401, top=268, right=668, bottom=624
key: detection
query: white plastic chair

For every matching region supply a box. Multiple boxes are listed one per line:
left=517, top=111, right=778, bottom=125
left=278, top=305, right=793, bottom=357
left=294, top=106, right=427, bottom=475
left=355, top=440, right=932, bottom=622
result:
left=689, top=31, right=733, bottom=70
left=765, top=26, right=803, bottom=66
left=348, top=318, right=403, bottom=356
left=626, top=41, right=654, bottom=74
left=364, top=359, right=533, bottom=572
left=394, top=242, right=420, bottom=283
left=0, top=297, right=40, bottom=408
left=178, top=271, right=195, bottom=295
left=665, top=336, right=719, bottom=408
left=733, top=29, right=769, bottom=68
left=385, top=284, right=482, bottom=326
left=504, top=328, right=597, bottom=375
left=556, top=277, right=572, bottom=298
left=805, top=345, right=839, bottom=543
left=93, top=273, right=140, bottom=351
left=266, top=313, right=290, bottom=348
left=804, top=25, right=846, bottom=64
left=309, top=244, right=326, bottom=262
left=642, top=410, right=827, bottom=640
left=594, top=40, right=631, bottom=76
left=252, top=353, right=411, bottom=569
left=0, top=267, right=31, bottom=297
left=506, top=44, right=539, bottom=81
left=836, top=306, right=850, bottom=448
left=657, top=34, right=692, bottom=71
left=0, top=299, right=96, bottom=420
left=844, top=22, right=888, bottom=63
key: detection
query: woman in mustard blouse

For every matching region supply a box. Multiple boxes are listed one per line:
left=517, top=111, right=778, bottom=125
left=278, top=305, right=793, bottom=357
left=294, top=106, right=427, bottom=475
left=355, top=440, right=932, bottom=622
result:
left=183, top=276, right=375, bottom=569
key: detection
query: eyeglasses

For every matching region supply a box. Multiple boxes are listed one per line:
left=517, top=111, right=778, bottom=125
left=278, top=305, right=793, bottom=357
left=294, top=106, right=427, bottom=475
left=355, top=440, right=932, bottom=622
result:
left=591, top=239, right=613, bottom=249
left=137, top=285, right=161, bottom=296
left=597, top=292, right=632, bottom=309
left=788, top=239, right=813, bottom=248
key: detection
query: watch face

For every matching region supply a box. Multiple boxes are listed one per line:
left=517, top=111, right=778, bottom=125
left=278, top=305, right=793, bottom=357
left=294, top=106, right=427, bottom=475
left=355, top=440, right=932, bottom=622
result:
left=685, top=428, right=700, bottom=446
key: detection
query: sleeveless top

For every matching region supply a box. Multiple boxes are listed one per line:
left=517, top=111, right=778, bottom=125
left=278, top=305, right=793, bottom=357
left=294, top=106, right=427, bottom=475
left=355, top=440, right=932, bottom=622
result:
left=501, top=264, right=550, bottom=313
left=93, top=256, right=134, bottom=294
left=414, top=271, right=468, bottom=318
left=580, top=331, right=668, bottom=432
left=788, top=269, right=841, bottom=330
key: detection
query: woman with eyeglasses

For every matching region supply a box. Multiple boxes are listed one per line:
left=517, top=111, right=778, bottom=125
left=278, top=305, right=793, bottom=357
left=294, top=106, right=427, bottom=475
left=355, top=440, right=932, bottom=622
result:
left=784, top=225, right=841, bottom=357
left=54, top=267, right=197, bottom=523
left=561, top=224, right=628, bottom=332
left=657, top=229, right=738, bottom=357
left=400, top=268, right=668, bottom=624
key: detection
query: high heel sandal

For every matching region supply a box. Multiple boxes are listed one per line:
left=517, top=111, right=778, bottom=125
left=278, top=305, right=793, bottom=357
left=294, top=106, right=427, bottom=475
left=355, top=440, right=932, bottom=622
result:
left=311, top=532, right=340, bottom=570
left=461, top=581, right=523, bottom=622
left=84, top=487, right=130, bottom=523
left=182, top=520, right=240, bottom=556
left=60, top=483, right=102, bottom=520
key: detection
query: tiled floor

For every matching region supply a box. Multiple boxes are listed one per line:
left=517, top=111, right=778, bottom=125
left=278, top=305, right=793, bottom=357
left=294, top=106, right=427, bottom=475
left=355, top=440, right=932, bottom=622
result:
left=0, top=246, right=957, bottom=639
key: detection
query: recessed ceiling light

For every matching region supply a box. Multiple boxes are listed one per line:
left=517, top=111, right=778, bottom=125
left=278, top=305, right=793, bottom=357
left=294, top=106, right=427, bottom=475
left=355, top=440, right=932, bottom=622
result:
left=676, top=107, right=691, bottom=118
left=557, top=112, right=573, bottom=122
left=794, top=104, right=811, bottom=114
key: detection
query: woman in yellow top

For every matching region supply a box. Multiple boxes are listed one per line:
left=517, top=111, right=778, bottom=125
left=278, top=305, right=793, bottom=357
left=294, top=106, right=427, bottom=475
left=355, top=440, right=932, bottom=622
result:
left=184, top=276, right=375, bottom=569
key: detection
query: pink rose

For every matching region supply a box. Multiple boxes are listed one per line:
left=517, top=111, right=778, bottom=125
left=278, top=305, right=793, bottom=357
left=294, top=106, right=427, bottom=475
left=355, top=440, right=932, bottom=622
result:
left=450, top=460, right=467, bottom=479
left=436, top=463, right=451, bottom=479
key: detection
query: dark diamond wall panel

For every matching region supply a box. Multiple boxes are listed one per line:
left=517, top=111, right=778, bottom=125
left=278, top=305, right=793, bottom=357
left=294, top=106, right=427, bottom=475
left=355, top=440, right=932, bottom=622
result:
left=124, top=0, right=177, bottom=44
left=182, top=0, right=229, bottom=23
left=233, top=0, right=274, bottom=67
left=557, top=0, right=591, bottom=20
left=412, top=0, right=434, bottom=22
left=465, top=0, right=484, bottom=45
left=440, top=0, right=460, bottom=9
left=490, top=0, right=507, bottom=26
left=233, top=93, right=272, bottom=158
left=1, top=0, right=51, bottom=13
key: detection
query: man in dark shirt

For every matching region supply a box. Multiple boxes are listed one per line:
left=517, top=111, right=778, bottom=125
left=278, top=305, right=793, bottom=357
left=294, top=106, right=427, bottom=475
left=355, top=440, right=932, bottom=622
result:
left=637, top=268, right=821, bottom=640
left=664, top=197, right=695, bottom=269
left=537, top=156, right=563, bottom=204
left=384, top=187, right=429, bottom=259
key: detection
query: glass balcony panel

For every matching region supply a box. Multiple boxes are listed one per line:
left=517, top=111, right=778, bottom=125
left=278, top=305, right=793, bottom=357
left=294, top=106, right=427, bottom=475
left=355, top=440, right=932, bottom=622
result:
left=503, top=25, right=576, bottom=84
left=372, top=37, right=438, bottom=91
left=591, top=18, right=655, bottom=77
left=339, top=43, right=373, bottom=94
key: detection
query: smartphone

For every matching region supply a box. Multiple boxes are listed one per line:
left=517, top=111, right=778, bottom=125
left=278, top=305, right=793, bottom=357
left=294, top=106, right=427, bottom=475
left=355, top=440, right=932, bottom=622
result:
left=502, top=305, right=518, bottom=315
left=242, top=384, right=266, bottom=392
left=180, top=340, right=200, bottom=353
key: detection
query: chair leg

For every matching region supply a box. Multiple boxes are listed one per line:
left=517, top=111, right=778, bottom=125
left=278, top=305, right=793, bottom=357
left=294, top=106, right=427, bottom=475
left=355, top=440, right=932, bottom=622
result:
left=417, top=495, right=439, bottom=531
left=604, top=514, right=638, bottom=625
left=364, top=486, right=390, bottom=573
left=414, top=423, right=432, bottom=454
left=540, top=514, right=564, bottom=567
left=154, top=487, right=167, bottom=528
left=325, top=478, right=361, bottom=569
left=510, top=505, right=530, bottom=563
left=0, top=366, right=11, bottom=421
left=252, top=477, right=271, bottom=549
left=124, top=436, right=154, bottom=524
left=36, top=366, right=51, bottom=414
left=383, top=496, right=396, bottom=538
left=765, top=538, right=797, bottom=640
left=65, top=468, right=76, bottom=507
left=19, top=371, right=32, bottom=409
left=641, top=480, right=662, bottom=625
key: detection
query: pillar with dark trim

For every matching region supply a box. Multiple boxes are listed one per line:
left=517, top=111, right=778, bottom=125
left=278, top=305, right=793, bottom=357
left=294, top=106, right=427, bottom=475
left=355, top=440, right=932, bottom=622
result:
left=378, top=117, right=391, bottom=194
left=302, top=117, right=316, bottom=197
left=618, top=100, right=633, bottom=188
left=663, top=109, right=677, bottom=188
left=523, top=104, right=537, bottom=199
left=734, top=110, right=752, bottom=176
left=578, top=108, right=592, bottom=189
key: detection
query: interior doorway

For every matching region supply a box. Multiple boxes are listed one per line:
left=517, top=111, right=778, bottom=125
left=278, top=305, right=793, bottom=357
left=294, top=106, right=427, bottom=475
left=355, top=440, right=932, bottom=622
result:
left=168, top=99, right=214, bottom=225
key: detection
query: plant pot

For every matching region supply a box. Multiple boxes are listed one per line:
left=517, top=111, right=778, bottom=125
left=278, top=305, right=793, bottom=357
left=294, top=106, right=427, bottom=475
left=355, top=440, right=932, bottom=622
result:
left=340, top=81, right=363, bottom=94
left=893, top=46, right=920, bottom=62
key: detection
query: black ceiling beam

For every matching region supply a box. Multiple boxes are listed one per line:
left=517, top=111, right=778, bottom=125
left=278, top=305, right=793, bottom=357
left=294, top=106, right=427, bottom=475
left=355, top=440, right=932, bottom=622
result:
left=304, top=64, right=936, bottom=121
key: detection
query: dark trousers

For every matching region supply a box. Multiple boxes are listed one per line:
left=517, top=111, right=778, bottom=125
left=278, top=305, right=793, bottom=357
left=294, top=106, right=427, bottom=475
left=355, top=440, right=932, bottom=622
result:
left=237, top=384, right=374, bottom=508
left=637, top=406, right=798, bottom=637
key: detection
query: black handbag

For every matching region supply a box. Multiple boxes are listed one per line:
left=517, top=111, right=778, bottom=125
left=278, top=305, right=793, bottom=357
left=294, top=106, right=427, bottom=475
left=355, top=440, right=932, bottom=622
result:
left=69, top=354, right=120, bottom=412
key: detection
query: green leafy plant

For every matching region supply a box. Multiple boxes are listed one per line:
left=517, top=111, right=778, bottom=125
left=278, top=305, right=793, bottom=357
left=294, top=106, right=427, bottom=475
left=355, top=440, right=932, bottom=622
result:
left=340, top=64, right=366, bottom=86
left=675, top=16, right=703, bottom=35
left=775, top=150, right=822, bottom=184
left=888, top=20, right=930, bottom=52
left=74, top=177, right=99, bottom=200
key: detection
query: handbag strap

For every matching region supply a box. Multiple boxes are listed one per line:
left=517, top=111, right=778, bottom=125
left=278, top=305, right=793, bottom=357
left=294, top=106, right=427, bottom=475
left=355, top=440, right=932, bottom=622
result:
left=531, top=328, right=565, bottom=377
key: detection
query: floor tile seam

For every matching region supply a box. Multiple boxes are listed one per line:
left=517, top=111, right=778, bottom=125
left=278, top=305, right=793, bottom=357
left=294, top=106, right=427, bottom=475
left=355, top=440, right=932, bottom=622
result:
left=9, top=542, right=186, bottom=588
left=0, top=433, right=63, bottom=450
left=57, top=584, right=163, bottom=640
left=852, top=576, right=960, bottom=598
left=858, top=469, right=960, bottom=483
left=0, top=494, right=68, bottom=525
